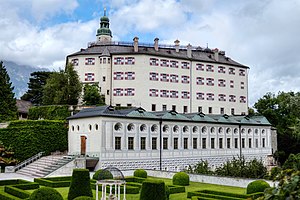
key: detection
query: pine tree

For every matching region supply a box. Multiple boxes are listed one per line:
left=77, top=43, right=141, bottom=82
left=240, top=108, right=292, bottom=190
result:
left=0, top=61, right=17, bottom=122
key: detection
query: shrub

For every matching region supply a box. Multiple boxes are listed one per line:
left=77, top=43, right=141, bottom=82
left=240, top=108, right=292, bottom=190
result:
left=28, top=105, right=70, bottom=120
left=92, top=169, right=113, bottom=180
left=29, top=187, right=63, bottom=200
left=172, top=172, right=189, bottom=186
left=68, top=169, right=93, bottom=200
left=269, top=166, right=282, bottom=180
left=246, top=180, right=270, bottom=194
left=4, top=186, right=30, bottom=199
left=140, top=180, right=167, bottom=200
left=134, top=169, right=147, bottom=178
left=73, top=197, right=94, bottom=200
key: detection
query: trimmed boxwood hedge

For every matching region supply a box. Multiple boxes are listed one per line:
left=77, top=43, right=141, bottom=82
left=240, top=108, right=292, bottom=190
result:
left=0, top=193, right=16, bottom=200
left=73, top=197, right=94, bottom=200
left=0, top=120, right=68, bottom=162
left=92, top=169, right=113, bottom=180
left=125, top=176, right=146, bottom=183
left=167, top=185, right=185, bottom=194
left=246, top=180, right=270, bottom=194
left=4, top=186, right=30, bottom=199
left=133, top=169, right=147, bottom=178
left=172, top=172, right=189, bottom=186
left=14, top=183, right=39, bottom=190
left=34, top=178, right=70, bottom=188
left=140, top=180, right=167, bottom=200
left=187, top=190, right=264, bottom=199
left=29, top=187, right=63, bottom=200
left=68, top=169, right=93, bottom=200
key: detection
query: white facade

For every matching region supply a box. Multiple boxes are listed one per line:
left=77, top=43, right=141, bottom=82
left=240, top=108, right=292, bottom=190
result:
left=68, top=106, right=276, bottom=171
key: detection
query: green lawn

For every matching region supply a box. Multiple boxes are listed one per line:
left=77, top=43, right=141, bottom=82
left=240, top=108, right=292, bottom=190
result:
left=25, top=176, right=246, bottom=200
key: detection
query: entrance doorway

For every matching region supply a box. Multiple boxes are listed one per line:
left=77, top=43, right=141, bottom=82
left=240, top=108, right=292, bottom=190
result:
left=80, top=135, right=87, bottom=155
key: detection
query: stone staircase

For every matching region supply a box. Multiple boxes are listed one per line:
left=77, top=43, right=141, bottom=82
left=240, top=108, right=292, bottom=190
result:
left=16, top=155, right=73, bottom=177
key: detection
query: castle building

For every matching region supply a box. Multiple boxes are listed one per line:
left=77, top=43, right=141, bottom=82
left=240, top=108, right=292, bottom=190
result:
left=67, top=12, right=249, bottom=115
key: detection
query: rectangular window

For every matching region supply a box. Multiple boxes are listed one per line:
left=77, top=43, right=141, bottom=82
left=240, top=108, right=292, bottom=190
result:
left=208, top=107, right=212, bottom=114
left=170, top=60, right=178, bottom=68
left=206, top=65, right=214, bottom=72
left=163, top=138, right=168, bottom=150
left=239, top=69, right=246, bottom=76
left=218, top=94, right=226, bottom=101
left=262, top=138, right=266, bottom=148
left=107, top=90, right=109, bottom=95
left=230, top=80, right=234, bottom=88
left=162, top=105, right=167, bottom=111
left=218, top=79, right=226, bottom=87
left=181, top=75, right=190, bottom=84
left=170, top=90, right=178, bottom=98
left=125, top=57, right=135, bottom=65
left=172, top=105, right=176, bottom=111
left=220, top=107, right=224, bottom=114
left=249, top=138, right=252, bottom=148
left=196, top=63, right=204, bottom=71
left=196, top=92, right=205, bottom=100
left=198, top=106, right=202, bottom=113
left=160, top=73, right=169, bottom=82
left=218, top=66, right=225, bottom=73
left=160, top=59, right=169, bottom=67
left=150, top=58, right=159, bottom=66
left=170, top=74, right=179, bottom=83
left=115, top=137, right=121, bottom=150
left=227, top=138, right=231, bottom=148
left=85, top=73, right=95, bottom=81
left=128, top=137, right=134, bottom=150
left=125, top=88, right=135, bottom=96
left=113, top=88, right=123, bottom=96
left=183, top=106, right=188, bottom=113
left=152, top=104, right=156, bottom=111
left=184, top=138, right=188, bottom=149
left=231, top=108, right=235, bottom=115
left=160, top=90, right=169, bottom=98
left=229, top=67, right=235, bottom=75
left=182, top=91, right=190, bottom=99
left=71, top=58, right=79, bottom=66
left=229, top=95, right=236, bottom=102
left=242, top=138, right=245, bottom=148
left=234, top=138, right=238, bottom=148
left=103, top=76, right=106, bottom=82
left=114, top=57, right=124, bottom=65
left=125, top=72, right=135, bottom=80
left=241, top=82, right=245, bottom=89
left=174, top=138, right=178, bottom=149
left=85, top=58, right=95, bottom=65
left=202, top=138, right=206, bottom=149
left=127, top=104, right=132, bottom=107
left=206, top=78, right=214, bottom=86
left=207, top=93, right=214, bottom=101
left=152, top=137, right=157, bottom=150
left=193, top=138, right=197, bottom=149
left=108, top=58, right=111, bottom=64
left=240, top=96, right=247, bottom=103
left=196, top=77, right=204, bottom=85
left=149, top=89, right=159, bottom=97
left=141, top=137, right=146, bottom=150
left=211, top=138, right=215, bottom=149
left=113, top=72, right=123, bottom=80
left=103, top=58, right=106, bottom=64
left=219, top=138, right=223, bottom=149
left=149, top=72, right=159, bottom=81
left=181, top=62, right=190, bottom=69
left=255, top=139, right=259, bottom=148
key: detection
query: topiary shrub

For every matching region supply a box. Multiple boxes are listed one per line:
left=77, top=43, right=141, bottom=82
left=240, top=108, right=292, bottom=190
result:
left=134, top=169, right=147, bottom=178
left=68, top=169, right=93, bottom=200
left=140, top=180, right=167, bottom=200
left=246, top=180, right=270, bottom=194
left=73, top=196, right=94, bottom=200
left=172, top=172, right=189, bottom=186
left=92, top=169, right=113, bottom=180
left=29, top=187, right=63, bottom=200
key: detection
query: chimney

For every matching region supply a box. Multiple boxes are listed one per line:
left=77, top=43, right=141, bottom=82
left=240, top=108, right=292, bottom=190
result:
left=154, top=38, right=159, bottom=51
left=187, top=43, right=192, bottom=58
left=174, top=39, right=180, bottom=53
left=213, top=48, right=219, bottom=61
left=133, top=37, right=139, bottom=52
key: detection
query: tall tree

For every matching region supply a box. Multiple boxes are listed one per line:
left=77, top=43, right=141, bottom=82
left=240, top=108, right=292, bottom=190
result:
left=0, top=61, right=17, bottom=122
left=83, top=84, right=105, bottom=106
left=42, top=63, right=81, bottom=105
left=21, top=71, right=53, bottom=105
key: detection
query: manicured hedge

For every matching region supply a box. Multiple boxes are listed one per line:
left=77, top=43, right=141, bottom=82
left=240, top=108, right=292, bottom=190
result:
left=133, top=169, right=147, bottom=178
left=0, top=179, right=30, bottom=186
left=4, top=186, right=30, bottom=199
left=68, top=169, right=93, bottom=200
left=73, top=197, right=94, bottom=200
left=187, top=190, right=264, bottom=199
left=92, top=169, right=113, bottom=180
left=0, top=120, right=68, bottom=161
left=167, top=185, right=185, bottom=194
left=29, top=187, right=63, bottom=200
left=0, top=193, right=16, bottom=200
left=172, top=172, right=189, bottom=186
left=246, top=180, right=270, bottom=194
left=125, top=176, right=146, bottom=183
left=34, top=178, right=70, bottom=188
left=28, top=105, right=70, bottom=120
left=14, top=183, right=39, bottom=190
left=140, top=180, right=167, bottom=200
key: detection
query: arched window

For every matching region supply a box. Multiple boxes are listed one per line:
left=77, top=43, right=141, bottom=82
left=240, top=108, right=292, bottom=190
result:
left=202, top=126, right=207, bottom=133
left=89, top=124, right=92, bottom=131
left=151, top=124, right=158, bottom=132
left=183, top=126, right=189, bottom=133
left=163, top=125, right=169, bottom=132
left=226, top=128, right=231, bottom=134
left=218, top=127, right=223, bottom=134
left=173, top=125, right=179, bottom=133
left=193, top=126, right=198, bottom=133
left=114, top=123, right=122, bottom=131
left=95, top=124, right=99, bottom=130
left=127, top=123, right=134, bottom=131
left=140, top=124, right=146, bottom=132
left=210, top=127, right=215, bottom=134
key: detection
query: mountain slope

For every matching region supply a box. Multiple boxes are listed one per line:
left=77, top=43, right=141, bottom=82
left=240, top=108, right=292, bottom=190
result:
left=3, top=61, right=49, bottom=99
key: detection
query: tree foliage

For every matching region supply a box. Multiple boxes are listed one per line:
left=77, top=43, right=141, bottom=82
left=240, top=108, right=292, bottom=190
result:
left=254, top=91, right=300, bottom=164
left=83, top=84, right=105, bottom=106
left=21, top=71, right=53, bottom=105
left=43, top=63, right=81, bottom=105
left=0, top=61, right=17, bottom=122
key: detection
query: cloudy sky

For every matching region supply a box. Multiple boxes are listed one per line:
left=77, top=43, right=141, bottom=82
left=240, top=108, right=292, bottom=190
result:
left=1, top=0, right=300, bottom=106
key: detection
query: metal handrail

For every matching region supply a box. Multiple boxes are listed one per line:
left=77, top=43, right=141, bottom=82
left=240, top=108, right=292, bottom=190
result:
left=14, top=152, right=44, bottom=171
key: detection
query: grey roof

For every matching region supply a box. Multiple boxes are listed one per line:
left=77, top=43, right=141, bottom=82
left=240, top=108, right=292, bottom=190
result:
left=68, top=43, right=248, bottom=68
left=16, top=100, right=33, bottom=114
left=67, top=106, right=271, bottom=126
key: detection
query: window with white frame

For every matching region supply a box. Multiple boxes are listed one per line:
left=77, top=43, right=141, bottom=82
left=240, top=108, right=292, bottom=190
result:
left=206, top=65, right=214, bottom=72
left=113, top=88, right=123, bottom=96
left=149, top=72, right=159, bottom=81
left=125, top=72, right=135, bottom=80
left=182, top=91, right=190, bottom=99
left=125, top=57, right=135, bottom=65
left=181, top=62, right=190, bottom=69
left=170, top=90, right=178, bottom=98
left=160, top=59, right=169, bottom=67
left=114, top=57, right=124, bottom=65
left=181, top=75, right=190, bottom=84
left=71, top=58, right=79, bottom=66
left=170, top=60, right=178, bottom=68
left=170, top=74, right=179, bottom=83
left=230, top=80, right=234, bottom=88
left=160, top=90, right=169, bottom=98
left=239, top=69, right=246, bottom=76
left=207, top=93, right=214, bottom=101
left=196, top=92, right=205, bottom=100
left=113, top=72, right=123, bottom=80
left=218, top=79, right=226, bottom=87
left=206, top=78, right=214, bottom=86
left=240, top=96, right=246, bottom=103
left=218, top=94, right=226, bottom=101
left=196, top=63, right=204, bottom=71
left=85, top=58, right=95, bottom=65
left=149, top=89, right=158, bottom=97
left=196, top=77, right=204, bottom=85
left=125, top=88, right=135, bottom=96
left=229, top=67, right=235, bottom=75
left=218, top=66, right=225, bottom=73
left=241, top=82, right=245, bottom=89
left=160, top=73, right=169, bottom=82
left=150, top=58, right=159, bottom=66
left=84, top=73, right=95, bottom=81
left=229, top=95, right=236, bottom=102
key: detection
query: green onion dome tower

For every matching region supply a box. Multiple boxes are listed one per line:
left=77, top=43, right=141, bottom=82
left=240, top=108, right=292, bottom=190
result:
left=96, top=8, right=112, bottom=43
